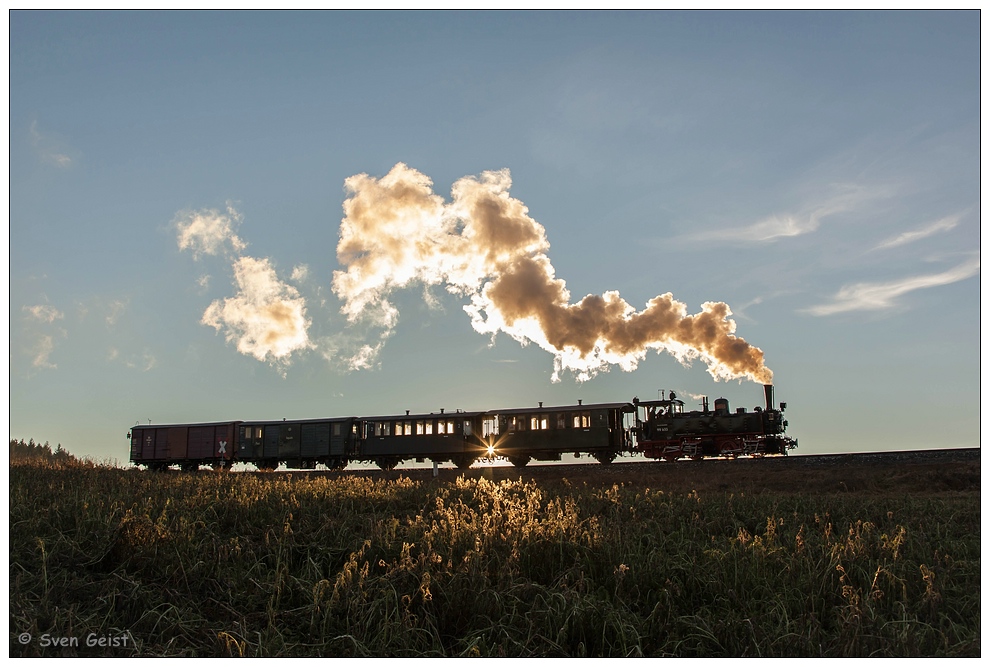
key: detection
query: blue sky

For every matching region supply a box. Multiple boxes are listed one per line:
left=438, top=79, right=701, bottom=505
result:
left=10, top=11, right=981, bottom=462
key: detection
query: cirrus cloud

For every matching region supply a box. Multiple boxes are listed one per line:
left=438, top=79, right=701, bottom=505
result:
left=803, top=257, right=980, bottom=316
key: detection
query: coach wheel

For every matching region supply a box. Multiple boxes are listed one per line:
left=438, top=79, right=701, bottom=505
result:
left=328, top=457, right=348, bottom=471
left=508, top=455, right=530, bottom=468
left=593, top=451, right=617, bottom=465
left=180, top=462, right=199, bottom=472
left=376, top=457, right=400, bottom=471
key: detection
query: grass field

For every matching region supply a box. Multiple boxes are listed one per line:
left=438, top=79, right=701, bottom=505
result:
left=9, top=453, right=980, bottom=656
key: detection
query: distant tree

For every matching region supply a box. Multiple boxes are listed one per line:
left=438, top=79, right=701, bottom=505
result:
left=9, top=438, right=89, bottom=467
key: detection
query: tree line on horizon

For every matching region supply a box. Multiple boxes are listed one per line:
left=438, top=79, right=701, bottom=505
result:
left=9, top=438, right=86, bottom=467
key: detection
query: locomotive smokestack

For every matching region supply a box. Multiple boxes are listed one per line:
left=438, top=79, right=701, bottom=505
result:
left=764, top=384, right=774, bottom=412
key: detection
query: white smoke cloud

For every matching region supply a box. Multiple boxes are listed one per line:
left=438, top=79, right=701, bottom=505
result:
left=175, top=204, right=248, bottom=259
left=176, top=205, right=313, bottom=368
left=332, top=163, right=773, bottom=384
left=804, top=257, right=980, bottom=316
left=291, top=264, right=310, bottom=282
left=202, top=256, right=312, bottom=364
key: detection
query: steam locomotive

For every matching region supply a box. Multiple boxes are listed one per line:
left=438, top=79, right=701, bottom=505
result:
left=127, top=384, right=796, bottom=471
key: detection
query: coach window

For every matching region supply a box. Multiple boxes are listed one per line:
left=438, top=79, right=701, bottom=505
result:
left=333, top=423, right=341, bottom=437
left=404, top=421, right=413, bottom=436
left=425, top=420, right=433, bottom=435
left=531, top=415, right=548, bottom=430
left=416, top=420, right=425, bottom=435
left=557, top=414, right=566, bottom=429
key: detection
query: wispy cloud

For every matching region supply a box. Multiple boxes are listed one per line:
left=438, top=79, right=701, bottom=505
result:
left=31, top=335, right=58, bottom=369
left=125, top=351, right=157, bottom=372
left=29, top=120, right=74, bottom=168
left=873, top=213, right=963, bottom=251
left=105, top=299, right=127, bottom=327
left=22, top=303, right=66, bottom=369
left=23, top=304, right=64, bottom=323
left=803, top=257, right=980, bottom=316
left=688, top=184, right=890, bottom=243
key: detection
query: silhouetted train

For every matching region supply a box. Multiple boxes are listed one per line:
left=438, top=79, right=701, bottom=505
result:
left=128, top=384, right=796, bottom=471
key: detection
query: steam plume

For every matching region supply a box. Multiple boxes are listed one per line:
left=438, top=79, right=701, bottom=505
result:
left=201, top=257, right=311, bottom=364
left=175, top=205, right=247, bottom=259
left=333, top=163, right=772, bottom=383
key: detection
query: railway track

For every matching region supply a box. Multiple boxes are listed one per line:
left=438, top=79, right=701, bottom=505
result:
left=259, top=447, right=979, bottom=495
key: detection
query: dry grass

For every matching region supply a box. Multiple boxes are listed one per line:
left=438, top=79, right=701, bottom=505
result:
left=9, top=454, right=980, bottom=656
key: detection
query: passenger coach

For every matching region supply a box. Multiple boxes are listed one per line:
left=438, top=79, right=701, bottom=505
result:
left=488, top=401, right=635, bottom=467
left=359, top=409, right=490, bottom=470
left=238, top=417, right=358, bottom=471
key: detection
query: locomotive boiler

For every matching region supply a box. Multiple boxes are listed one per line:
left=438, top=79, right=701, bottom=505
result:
left=634, top=384, right=796, bottom=461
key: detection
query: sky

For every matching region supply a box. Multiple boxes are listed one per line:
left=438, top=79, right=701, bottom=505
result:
left=9, top=10, right=982, bottom=464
